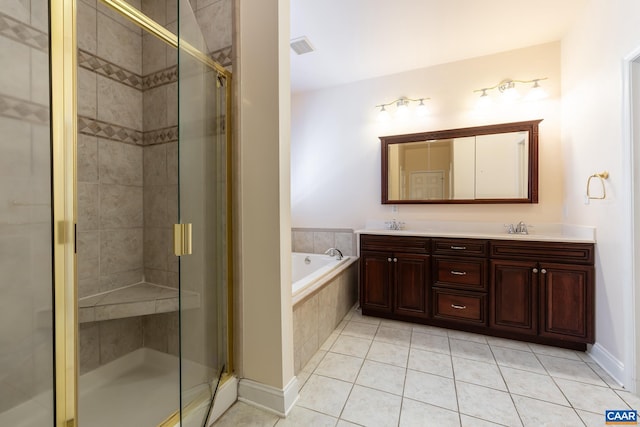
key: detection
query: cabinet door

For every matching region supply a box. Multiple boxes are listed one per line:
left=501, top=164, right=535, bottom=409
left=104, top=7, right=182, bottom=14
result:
left=394, top=254, right=430, bottom=318
left=360, top=251, right=393, bottom=314
left=490, top=259, right=538, bottom=335
left=539, top=263, right=594, bottom=342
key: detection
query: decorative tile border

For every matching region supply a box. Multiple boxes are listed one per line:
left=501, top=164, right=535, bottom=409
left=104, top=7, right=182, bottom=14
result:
left=78, top=115, right=143, bottom=145
left=0, top=94, right=49, bottom=125
left=143, top=125, right=178, bottom=145
left=78, top=49, right=143, bottom=90
left=209, top=45, right=232, bottom=67
left=0, top=12, right=48, bottom=52
left=142, top=66, right=178, bottom=90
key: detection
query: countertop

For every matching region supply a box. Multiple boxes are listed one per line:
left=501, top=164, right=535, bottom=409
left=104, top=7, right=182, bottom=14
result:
left=356, top=221, right=596, bottom=243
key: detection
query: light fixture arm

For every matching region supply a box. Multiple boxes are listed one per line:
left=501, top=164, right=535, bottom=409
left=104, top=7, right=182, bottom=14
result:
left=473, top=77, right=548, bottom=94
left=375, top=97, right=431, bottom=109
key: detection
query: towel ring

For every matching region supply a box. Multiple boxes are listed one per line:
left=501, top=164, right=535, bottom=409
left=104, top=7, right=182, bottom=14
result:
left=586, top=171, right=609, bottom=200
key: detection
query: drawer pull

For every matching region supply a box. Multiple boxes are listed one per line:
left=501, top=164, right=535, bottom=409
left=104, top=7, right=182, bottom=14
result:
left=450, top=246, right=467, bottom=250
left=451, top=304, right=467, bottom=310
left=450, top=270, right=467, bottom=276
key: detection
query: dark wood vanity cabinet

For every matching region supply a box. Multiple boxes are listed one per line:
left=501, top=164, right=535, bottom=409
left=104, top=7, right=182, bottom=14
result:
left=431, top=239, right=489, bottom=326
left=490, top=259, right=539, bottom=335
left=360, top=235, right=430, bottom=319
left=359, top=233, right=595, bottom=350
left=490, top=240, right=595, bottom=344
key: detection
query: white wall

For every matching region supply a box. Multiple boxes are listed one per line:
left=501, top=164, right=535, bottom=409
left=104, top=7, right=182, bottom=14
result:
left=292, top=42, right=562, bottom=228
left=561, top=0, right=640, bottom=387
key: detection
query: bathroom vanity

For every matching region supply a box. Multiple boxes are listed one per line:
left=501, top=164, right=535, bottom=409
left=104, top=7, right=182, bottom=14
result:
left=359, top=231, right=595, bottom=350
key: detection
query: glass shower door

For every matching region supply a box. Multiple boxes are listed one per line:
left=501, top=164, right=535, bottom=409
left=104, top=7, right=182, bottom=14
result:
left=177, top=0, right=230, bottom=424
left=0, top=0, right=55, bottom=425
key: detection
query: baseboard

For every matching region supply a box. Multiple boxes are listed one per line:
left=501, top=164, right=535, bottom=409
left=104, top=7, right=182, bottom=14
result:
left=207, top=375, right=238, bottom=425
left=589, top=342, right=626, bottom=387
left=237, top=376, right=299, bottom=417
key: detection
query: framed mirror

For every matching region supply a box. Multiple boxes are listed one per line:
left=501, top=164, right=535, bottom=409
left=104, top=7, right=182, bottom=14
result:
left=381, top=120, right=541, bottom=204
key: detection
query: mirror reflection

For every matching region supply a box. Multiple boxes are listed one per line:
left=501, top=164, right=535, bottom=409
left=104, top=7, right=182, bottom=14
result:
left=382, top=120, right=541, bottom=204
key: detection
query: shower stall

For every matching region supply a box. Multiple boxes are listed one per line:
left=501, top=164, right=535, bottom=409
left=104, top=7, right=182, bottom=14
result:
left=0, top=0, right=232, bottom=425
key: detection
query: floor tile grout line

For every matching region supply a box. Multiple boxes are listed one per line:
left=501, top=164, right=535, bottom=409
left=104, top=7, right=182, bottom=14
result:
left=486, top=338, right=525, bottom=427
left=334, top=318, right=381, bottom=426
left=446, top=333, right=463, bottom=422
left=529, top=348, right=590, bottom=417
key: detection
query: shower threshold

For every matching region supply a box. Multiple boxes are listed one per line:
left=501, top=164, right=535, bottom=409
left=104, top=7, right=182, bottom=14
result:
left=79, top=282, right=200, bottom=323
left=0, top=348, right=212, bottom=427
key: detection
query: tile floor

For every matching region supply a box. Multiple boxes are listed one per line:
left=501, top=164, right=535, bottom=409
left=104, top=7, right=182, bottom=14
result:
left=213, top=306, right=637, bottom=426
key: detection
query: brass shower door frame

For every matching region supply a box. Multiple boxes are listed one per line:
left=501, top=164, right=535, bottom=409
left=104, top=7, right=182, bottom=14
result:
left=49, top=0, right=234, bottom=425
left=97, top=3, right=234, bottom=382
left=50, top=0, right=78, bottom=425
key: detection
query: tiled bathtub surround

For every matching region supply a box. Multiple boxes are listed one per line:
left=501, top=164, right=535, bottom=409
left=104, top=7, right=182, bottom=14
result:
left=293, top=261, right=358, bottom=374
left=0, top=2, right=53, bottom=417
left=292, top=228, right=356, bottom=256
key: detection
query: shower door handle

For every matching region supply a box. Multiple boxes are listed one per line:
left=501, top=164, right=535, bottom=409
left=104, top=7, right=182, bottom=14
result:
left=173, top=223, right=193, bottom=256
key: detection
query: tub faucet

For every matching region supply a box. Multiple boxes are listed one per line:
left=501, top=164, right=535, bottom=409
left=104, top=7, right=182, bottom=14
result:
left=325, top=247, right=344, bottom=260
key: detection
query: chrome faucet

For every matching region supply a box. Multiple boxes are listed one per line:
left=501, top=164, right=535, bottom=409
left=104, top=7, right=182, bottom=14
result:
left=385, top=218, right=405, bottom=231
left=515, top=221, right=528, bottom=234
left=325, top=247, right=344, bottom=260
left=505, top=221, right=529, bottom=234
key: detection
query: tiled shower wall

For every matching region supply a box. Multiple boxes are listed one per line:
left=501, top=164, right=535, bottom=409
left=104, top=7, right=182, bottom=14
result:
left=77, top=0, right=147, bottom=374
left=0, top=0, right=53, bottom=413
left=77, top=0, right=232, bottom=373
left=292, top=228, right=356, bottom=256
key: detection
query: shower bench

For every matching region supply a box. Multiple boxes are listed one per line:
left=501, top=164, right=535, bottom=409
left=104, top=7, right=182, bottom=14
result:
left=78, top=282, right=200, bottom=323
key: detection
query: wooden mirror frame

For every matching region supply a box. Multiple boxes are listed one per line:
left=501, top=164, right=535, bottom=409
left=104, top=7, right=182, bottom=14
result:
left=381, top=119, right=541, bottom=204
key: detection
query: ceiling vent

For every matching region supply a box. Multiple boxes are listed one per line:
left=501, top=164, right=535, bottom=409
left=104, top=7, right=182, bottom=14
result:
left=290, top=36, right=315, bottom=55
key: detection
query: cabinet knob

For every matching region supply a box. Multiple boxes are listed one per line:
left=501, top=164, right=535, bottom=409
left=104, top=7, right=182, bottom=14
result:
left=393, top=258, right=398, bottom=262
left=451, top=304, right=467, bottom=310
left=532, top=268, right=539, bottom=273
left=541, top=269, right=547, bottom=274
left=387, top=258, right=392, bottom=262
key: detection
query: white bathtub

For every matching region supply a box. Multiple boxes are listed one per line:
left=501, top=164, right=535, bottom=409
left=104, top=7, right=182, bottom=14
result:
left=292, top=252, right=354, bottom=304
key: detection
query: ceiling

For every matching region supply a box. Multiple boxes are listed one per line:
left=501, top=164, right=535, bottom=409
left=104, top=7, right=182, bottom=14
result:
left=290, top=0, right=588, bottom=93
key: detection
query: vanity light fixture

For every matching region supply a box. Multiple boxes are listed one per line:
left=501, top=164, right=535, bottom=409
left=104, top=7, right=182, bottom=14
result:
left=376, top=97, right=431, bottom=121
left=474, top=78, right=548, bottom=106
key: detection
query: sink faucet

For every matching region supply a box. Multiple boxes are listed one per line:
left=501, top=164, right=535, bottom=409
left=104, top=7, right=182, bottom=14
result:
left=515, top=221, right=528, bottom=234
left=325, top=247, right=344, bottom=260
left=385, top=218, right=405, bottom=230
left=505, top=222, right=529, bottom=235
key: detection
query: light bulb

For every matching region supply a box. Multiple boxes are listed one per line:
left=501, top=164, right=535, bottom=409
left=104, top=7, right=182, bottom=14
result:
left=502, top=82, right=520, bottom=103
left=525, top=81, right=548, bottom=101
left=416, top=99, right=428, bottom=117
left=377, top=105, right=390, bottom=122
left=476, top=90, right=492, bottom=109
left=396, top=99, right=409, bottom=118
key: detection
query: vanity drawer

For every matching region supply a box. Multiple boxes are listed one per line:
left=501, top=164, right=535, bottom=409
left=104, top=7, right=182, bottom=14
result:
left=432, top=238, right=489, bottom=257
left=433, top=257, right=487, bottom=291
left=360, top=234, right=430, bottom=254
left=433, top=288, right=486, bottom=324
left=490, top=240, right=594, bottom=264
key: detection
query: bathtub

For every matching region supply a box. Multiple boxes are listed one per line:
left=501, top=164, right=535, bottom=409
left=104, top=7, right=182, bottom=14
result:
left=291, top=252, right=359, bottom=373
left=292, top=253, right=352, bottom=303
